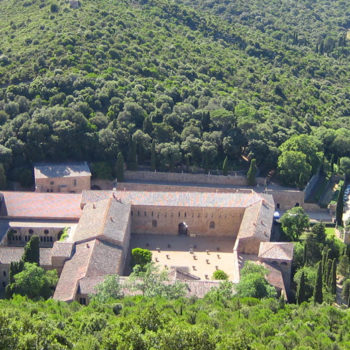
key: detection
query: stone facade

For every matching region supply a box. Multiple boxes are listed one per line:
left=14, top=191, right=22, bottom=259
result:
left=34, top=162, right=91, bottom=193
left=130, top=205, right=244, bottom=236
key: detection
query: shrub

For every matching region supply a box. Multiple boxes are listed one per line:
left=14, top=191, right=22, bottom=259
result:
left=131, top=248, right=152, bottom=268
left=212, top=270, right=228, bottom=280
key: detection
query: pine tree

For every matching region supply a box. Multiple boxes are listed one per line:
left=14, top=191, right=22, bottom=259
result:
left=0, top=163, right=6, bottom=190
left=151, top=140, right=156, bottom=171
left=22, top=235, right=40, bottom=265
left=336, top=182, right=345, bottom=226
left=222, top=156, right=228, bottom=176
left=116, top=152, right=124, bottom=182
left=330, top=259, right=337, bottom=295
left=247, top=159, right=257, bottom=186
left=313, top=262, right=323, bottom=304
left=127, top=139, right=138, bottom=171
left=297, top=271, right=306, bottom=304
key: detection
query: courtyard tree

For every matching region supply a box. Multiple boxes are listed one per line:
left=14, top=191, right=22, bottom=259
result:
left=247, top=158, right=257, bottom=186
left=91, top=274, right=123, bottom=303
left=115, top=152, right=124, bottom=182
left=212, top=270, right=229, bottom=280
left=278, top=150, right=312, bottom=187
left=22, top=235, right=40, bottom=265
left=131, top=248, right=152, bottom=268
left=280, top=207, right=310, bottom=241
left=235, top=261, right=276, bottom=299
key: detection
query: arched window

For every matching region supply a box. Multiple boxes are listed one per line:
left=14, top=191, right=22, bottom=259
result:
left=152, top=220, right=157, bottom=228
left=29, top=229, right=33, bottom=234
left=44, top=229, right=49, bottom=235
left=276, top=203, right=280, bottom=209
left=209, top=221, right=215, bottom=229
left=295, top=203, right=300, bottom=207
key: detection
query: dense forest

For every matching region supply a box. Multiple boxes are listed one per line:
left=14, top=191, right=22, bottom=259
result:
left=1, top=294, right=350, bottom=349
left=0, top=0, right=350, bottom=185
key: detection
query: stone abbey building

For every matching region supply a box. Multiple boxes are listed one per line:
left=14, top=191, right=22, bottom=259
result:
left=0, top=165, right=293, bottom=303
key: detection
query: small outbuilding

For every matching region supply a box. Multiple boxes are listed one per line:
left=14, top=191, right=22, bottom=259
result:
left=34, top=162, right=91, bottom=193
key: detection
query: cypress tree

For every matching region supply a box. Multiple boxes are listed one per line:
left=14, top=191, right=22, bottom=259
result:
left=116, top=152, right=124, bottom=182
left=336, top=182, right=345, bottom=226
left=313, top=261, right=323, bottom=304
left=303, top=243, right=307, bottom=265
left=330, top=259, right=337, bottom=295
left=127, top=139, right=138, bottom=171
left=297, top=271, right=306, bottom=304
left=0, top=163, right=6, bottom=190
left=222, top=156, right=228, bottom=176
left=342, top=280, right=350, bottom=305
left=325, top=259, right=332, bottom=286
left=22, top=235, right=40, bottom=265
left=151, top=140, right=156, bottom=171
left=247, top=159, right=257, bottom=186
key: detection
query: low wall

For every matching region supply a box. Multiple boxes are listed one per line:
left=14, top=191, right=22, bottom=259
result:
left=124, top=170, right=267, bottom=187
left=118, top=182, right=253, bottom=194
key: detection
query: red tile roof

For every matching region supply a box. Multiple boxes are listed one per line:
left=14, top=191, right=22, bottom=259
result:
left=0, top=192, right=82, bottom=220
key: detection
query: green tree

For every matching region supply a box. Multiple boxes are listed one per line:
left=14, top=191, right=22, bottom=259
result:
left=0, top=163, right=6, bottom=190
left=330, top=259, right=337, bottom=295
left=336, top=182, right=345, bottom=226
left=296, top=271, right=306, bottom=304
left=222, top=156, right=228, bottom=176
left=131, top=248, right=152, bottom=268
left=311, top=223, right=326, bottom=244
left=115, top=152, right=124, bottom=182
left=340, top=157, right=350, bottom=178
left=7, top=263, right=57, bottom=299
left=278, top=151, right=312, bottom=187
left=151, top=140, right=156, bottom=171
left=235, top=262, right=276, bottom=299
left=128, top=262, right=186, bottom=299
left=127, top=139, right=138, bottom=171
left=338, top=255, right=350, bottom=277
left=280, top=207, right=310, bottom=241
left=294, top=266, right=317, bottom=302
left=91, top=275, right=123, bottom=303
left=313, top=262, right=323, bottom=304
left=212, top=270, right=228, bottom=280
left=22, top=235, right=39, bottom=265
left=246, top=158, right=257, bottom=186
left=342, top=279, right=350, bottom=303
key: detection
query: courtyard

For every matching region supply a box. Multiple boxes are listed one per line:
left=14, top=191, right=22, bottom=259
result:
left=129, top=234, right=237, bottom=280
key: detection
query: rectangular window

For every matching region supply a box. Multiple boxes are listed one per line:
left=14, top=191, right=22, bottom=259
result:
left=73, top=179, right=77, bottom=187
left=79, top=297, right=86, bottom=305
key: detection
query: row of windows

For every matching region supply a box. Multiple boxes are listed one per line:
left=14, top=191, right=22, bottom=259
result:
left=151, top=220, right=215, bottom=229
left=10, top=235, right=54, bottom=242
left=49, top=179, right=77, bottom=186
left=131, top=211, right=234, bottom=219
left=12, top=229, right=53, bottom=235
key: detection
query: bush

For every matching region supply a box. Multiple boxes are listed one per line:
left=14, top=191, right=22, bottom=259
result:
left=212, top=270, right=228, bottom=280
left=131, top=248, right=152, bottom=268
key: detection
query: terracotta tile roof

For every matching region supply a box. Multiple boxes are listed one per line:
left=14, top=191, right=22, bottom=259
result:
left=34, top=162, right=91, bottom=179
left=236, top=199, right=274, bottom=241
left=51, top=241, right=74, bottom=259
left=0, top=247, right=52, bottom=266
left=72, top=198, right=130, bottom=245
left=0, top=192, right=82, bottom=220
left=258, top=242, right=294, bottom=261
left=53, top=239, right=123, bottom=302
left=82, top=190, right=272, bottom=209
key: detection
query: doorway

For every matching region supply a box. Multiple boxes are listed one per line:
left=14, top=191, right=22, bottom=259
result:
left=178, top=222, right=188, bottom=236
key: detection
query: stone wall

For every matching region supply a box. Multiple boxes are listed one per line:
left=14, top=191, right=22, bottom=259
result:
left=267, top=189, right=305, bottom=210
left=124, top=170, right=267, bottom=187
left=35, top=175, right=91, bottom=193
left=130, top=205, right=244, bottom=237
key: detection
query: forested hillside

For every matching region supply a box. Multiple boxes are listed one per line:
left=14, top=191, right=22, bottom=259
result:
left=1, top=294, right=350, bottom=349
left=0, top=0, right=350, bottom=184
